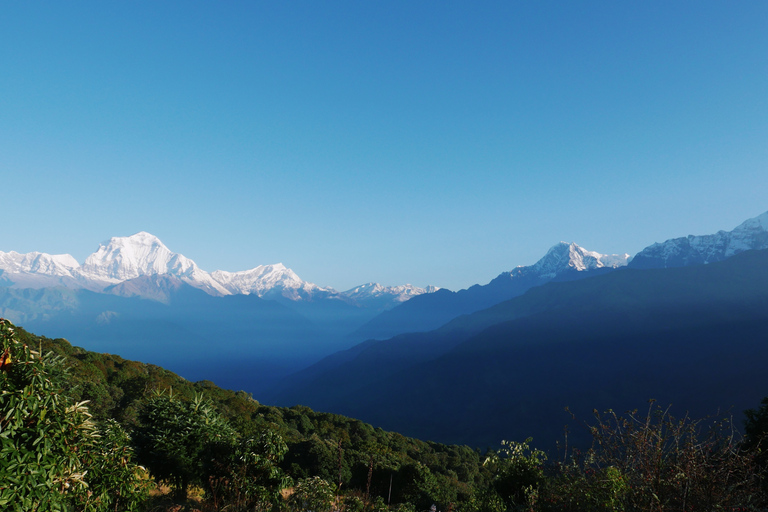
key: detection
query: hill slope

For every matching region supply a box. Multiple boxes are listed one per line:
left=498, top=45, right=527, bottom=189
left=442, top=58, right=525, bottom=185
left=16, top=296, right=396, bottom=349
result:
left=271, top=249, right=768, bottom=450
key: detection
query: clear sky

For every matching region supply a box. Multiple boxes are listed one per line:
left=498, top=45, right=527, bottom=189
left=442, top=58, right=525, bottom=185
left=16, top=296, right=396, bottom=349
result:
left=2, top=1, right=766, bottom=291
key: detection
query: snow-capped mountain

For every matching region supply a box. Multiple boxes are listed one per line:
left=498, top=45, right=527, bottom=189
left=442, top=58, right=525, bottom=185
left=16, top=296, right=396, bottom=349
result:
left=0, top=251, right=81, bottom=289
left=507, top=242, right=631, bottom=280
left=0, top=250, right=79, bottom=276
left=211, top=264, right=338, bottom=301
left=78, top=232, right=230, bottom=296
left=0, top=232, right=434, bottom=306
left=629, top=210, right=768, bottom=269
left=343, top=282, right=440, bottom=304
left=349, top=241, right=631, bottom=343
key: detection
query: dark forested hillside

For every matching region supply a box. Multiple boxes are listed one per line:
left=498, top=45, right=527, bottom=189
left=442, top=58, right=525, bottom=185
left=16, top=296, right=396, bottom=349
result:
left=270, top=249, right=768, bottom=450
left=4, top=319, right=768, bottom=511
left=10, top=324, right=489, bottom=506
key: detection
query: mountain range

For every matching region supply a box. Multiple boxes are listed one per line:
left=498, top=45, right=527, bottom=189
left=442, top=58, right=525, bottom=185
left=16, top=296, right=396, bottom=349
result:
left=0, top=231, right=435, bottom=305
left=349, top=242, right=631, bottom=342
left=266, top=213, right=768, bottom=447
left=2, top=210, right=768, bottom=439
left=268, top=211, right=768, bottom=449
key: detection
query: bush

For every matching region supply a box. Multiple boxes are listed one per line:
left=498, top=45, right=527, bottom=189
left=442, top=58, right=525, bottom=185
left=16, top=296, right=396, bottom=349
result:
left=133, top=389, right=237, bottom=499
left=483, top=438, right=546, bottom=511
left=207, top=429, right=293, bottom=511
left=0, top=319, right=147, bottom=511
left=288, top=476, right=335, bottom=512
left=541, top=402, right=766, bottom=511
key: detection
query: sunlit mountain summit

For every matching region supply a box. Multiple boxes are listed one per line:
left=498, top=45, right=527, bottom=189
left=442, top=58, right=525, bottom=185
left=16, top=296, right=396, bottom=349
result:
left=0, top=232, right=436, bottom=306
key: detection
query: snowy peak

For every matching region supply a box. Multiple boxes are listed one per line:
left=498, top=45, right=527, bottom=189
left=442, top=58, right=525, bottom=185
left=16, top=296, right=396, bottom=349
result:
left=77, top=232, right=229, bottom=295
left=211, top=264, right=335, bottom=300
left=734, top=210, right=768, bottom=231
left=342, top=282, right=439, bottom=303
left=0, top=250, right=83, bottom=290
left=525, top=242, right=630, bottom=279
left=0, top=251, right=79, bottom=277
left=630, top=210, right=768, bottom=269
left=81, top=232, right=195, bottom=282
left=0, top=232, right=433, bottom=305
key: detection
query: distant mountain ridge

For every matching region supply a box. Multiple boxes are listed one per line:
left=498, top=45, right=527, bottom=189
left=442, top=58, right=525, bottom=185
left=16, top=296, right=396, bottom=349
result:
left=348, top=241, right=630, bottom=342
left=268, top=209, right=768, bottom=448
left=630, top=211, right=768, bottom=269
left=4, top=209, right=768, bottom=403
left=0, top=232, right=436, bottom=307
left=270, top=248, right=768, bottom=449
left=349, top=210, right=768, bottom=342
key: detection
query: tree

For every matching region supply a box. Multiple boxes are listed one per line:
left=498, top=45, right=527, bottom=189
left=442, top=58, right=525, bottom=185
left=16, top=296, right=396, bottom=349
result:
left=133, top=390, right=237, bottom=499
left=288, top=476, right=335, bottom=512
left=744, top=396, right=768, bottom=492
left=483, top=438, right=546, bottom=511
left=207, top=428, right=292, bottom=511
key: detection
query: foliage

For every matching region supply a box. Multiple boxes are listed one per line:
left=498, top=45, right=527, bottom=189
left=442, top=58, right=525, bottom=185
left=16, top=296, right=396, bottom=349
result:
left=744, top=395, right=768, bottom=488
left=540, top=402, right=766, bottom=511
left=287, top=476, right=335, bottom=512
left=207, top=429, right=293, bottom=511
left=22, top=327, right=488, bottom=511
left=67, top=419, right=150, bottom=511
left=483, top=438, right=546, bottom=511
left=0, top=318, right=146, bottom=511
left=8, top=321, right=768, bottom=512
left=133, top=389, right=237, bottom=499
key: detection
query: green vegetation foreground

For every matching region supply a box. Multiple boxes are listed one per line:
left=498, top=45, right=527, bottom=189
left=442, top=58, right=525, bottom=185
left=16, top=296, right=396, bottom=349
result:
left=2, top=318, right=768, bottom=511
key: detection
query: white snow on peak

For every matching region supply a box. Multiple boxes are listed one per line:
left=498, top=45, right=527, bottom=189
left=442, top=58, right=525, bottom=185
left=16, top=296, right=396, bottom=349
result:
left=78, top=232, right=229, bottom=295
left=0, top=251, right=79, bottom=277
left=342, top=282, right=439, bottom=303
left=210, top=263, right=334, bottom=300
left=524, top=242, right=630, bottom=279
left=631, top=210, right=768, bottom=268
left=0, top=232, right=436, bottom=304
left=0, top=250, right=83, bottom=290
left=81, top=232, right=192, bottom=281
left=734, top=210, right=768, bottom=232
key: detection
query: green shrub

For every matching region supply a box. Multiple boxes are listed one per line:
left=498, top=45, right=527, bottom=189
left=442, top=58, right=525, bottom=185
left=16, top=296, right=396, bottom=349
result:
left=133, top=389, right=237, bottom=499
left=483, top=438, right=546, bottom=511
left=0, top=319, right=146, bottom=511
left=541, top=403, right=766, bottom=511
left=207, top=428, right=293, bottom=511
left=288, top=476, right=335, bottom=512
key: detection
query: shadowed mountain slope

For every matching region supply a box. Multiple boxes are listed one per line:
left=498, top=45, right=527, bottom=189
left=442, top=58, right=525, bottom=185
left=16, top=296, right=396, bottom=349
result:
left=270, top=249, right=768, bottom=450
left=349, top=242, right=628, bottom=343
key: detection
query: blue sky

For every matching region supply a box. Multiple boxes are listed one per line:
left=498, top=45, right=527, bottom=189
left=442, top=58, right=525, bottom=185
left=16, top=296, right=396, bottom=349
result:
left=2, top=1, right=767, bottom=291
